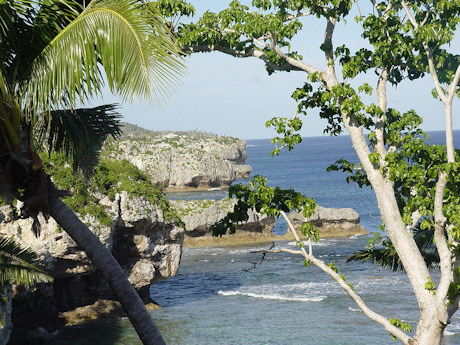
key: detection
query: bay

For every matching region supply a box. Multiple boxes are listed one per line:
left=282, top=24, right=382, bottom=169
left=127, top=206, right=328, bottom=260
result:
left=46, top=131, right=460, bottom=345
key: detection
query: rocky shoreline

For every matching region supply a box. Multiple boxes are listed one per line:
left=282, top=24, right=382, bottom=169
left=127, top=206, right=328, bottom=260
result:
left=0, top=127, right=369, bottom=344
left=0, top=191, right=184, bottom=344
left=170, top=198, right=367, bottom=247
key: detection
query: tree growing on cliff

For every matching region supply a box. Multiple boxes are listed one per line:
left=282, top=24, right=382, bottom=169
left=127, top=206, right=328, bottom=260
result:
left=157, top=1, right=460, bottom=344
left=0, top=1, right=184, bottom=344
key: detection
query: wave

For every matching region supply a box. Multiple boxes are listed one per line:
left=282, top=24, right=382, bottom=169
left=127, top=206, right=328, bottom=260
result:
left=218, top=290, right=326, bottom=302
left=445, top=317, right=460, bottom=335
left=349, top=234, right=365, bottom=239
left=348, top=307, right=362, bottom=313
left=444, top=330, right=456, bottom=336
left=287, top=240, right=333, bottom=247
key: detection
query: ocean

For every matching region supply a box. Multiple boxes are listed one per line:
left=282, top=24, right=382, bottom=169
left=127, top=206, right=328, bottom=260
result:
left=46, top=131, right=460, bottom=345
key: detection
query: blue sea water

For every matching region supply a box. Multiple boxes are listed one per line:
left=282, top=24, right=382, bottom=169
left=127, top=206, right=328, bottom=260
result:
left=46, top=131, right=460, bottom=345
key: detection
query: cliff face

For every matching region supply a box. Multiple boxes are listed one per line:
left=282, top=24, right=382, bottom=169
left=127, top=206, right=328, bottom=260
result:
left=288, top=206, right=367, bottom=237
left=171, top=200, right=367, bottom=246
left=172, top=198, right=276, bottom=238
left=0, top=192, right=184, bottom=343
left=103, top=126, right=252, bottom=190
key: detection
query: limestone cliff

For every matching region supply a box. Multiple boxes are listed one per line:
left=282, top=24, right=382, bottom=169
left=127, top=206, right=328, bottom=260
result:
left=103, top=124, right=252, bottom=190
left=288, top=206, right=367, bottom=237
left=170, top=199, right=367, bottom=246
left=0, top=192, right=184, bottom=343
left=172, top=198, right=276, bottom=238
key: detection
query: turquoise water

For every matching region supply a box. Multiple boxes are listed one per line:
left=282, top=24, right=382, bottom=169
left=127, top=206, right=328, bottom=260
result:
left=46, top=131, right=460, bottom=345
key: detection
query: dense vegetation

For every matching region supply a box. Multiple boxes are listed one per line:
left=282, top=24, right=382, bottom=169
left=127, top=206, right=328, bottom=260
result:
left=41, top=154, right=181, bottom=227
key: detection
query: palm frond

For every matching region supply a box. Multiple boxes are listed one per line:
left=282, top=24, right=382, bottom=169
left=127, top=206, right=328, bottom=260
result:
left=347, top=225, right=439, bottom=272
left=24, top=0, right=185, bottom=116
left=1, top=0, right=80, bottom=86
left=34, top=104, right=122, bottom=174
left=0, top=236, right=53, bottom=286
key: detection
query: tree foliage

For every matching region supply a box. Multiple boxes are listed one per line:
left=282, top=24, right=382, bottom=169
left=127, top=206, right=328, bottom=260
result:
left=0, top=237, right=53, bottom=286
left=211, top=175, right=317, bottom=240
left=158, top=1, right=460, bottom=344
left=0, top=1, right=185, bottom=344
left=41, top=153, right=181, bottom=226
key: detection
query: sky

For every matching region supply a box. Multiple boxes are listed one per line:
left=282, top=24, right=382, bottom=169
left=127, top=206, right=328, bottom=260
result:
left=95, top=1, right=459, bottom=140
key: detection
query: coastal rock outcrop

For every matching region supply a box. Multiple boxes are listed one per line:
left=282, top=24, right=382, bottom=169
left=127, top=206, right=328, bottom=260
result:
left=288, top=206, right=367, bottom=237
left=172, top=200, right=367, bottom=245
left=103, top=124, right=252, bottom=190
left=171, top=198, right=276, bottom=244
left=0, top=193, right=184, bottom=343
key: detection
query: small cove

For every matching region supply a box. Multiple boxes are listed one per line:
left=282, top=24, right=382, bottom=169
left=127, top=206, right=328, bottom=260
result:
left=45, top=131, right=460, bottom=345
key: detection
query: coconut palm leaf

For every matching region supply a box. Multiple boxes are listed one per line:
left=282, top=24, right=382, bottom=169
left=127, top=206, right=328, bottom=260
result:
left=34, top=104, right=122, bottom=174
left=0, top=236, right=53, bottom=286
left=24, top=0, right=185, bottom=118
left=347, top=224, right=439, bottom=272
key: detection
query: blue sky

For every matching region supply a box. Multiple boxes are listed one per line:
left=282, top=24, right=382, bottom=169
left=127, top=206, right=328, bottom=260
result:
left=96, top=1, right=459, bottom=140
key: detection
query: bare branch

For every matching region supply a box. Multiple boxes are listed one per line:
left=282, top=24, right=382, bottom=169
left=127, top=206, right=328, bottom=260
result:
left=252, top=37, right=270, bottom=49
left=434, top=173, right=451, bottom=326
left=401, top=1, right=418, bottom=28
left=448, top=64, right=460, bottom=103
left=285, top=11, right=313, bottom=21
left=182, top=45, right=303, bottom=72
left=277, top=210, right=412, bottom=344
left=375, top=67, right=389, bottom=158
left=267, top=34, right=322, bottom=75
left=323, top=17, right=337, bottom=77
left=243, top=242, right=276, bottom=272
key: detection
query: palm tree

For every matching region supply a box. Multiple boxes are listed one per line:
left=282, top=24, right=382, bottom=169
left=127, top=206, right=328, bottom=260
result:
left=347, top=223, right=439, bottom=272
left=0, top=236, right=52, bottom=345
left=0, top=237, right=53, bottom=286
left=0, top=1, right=185, bottom=344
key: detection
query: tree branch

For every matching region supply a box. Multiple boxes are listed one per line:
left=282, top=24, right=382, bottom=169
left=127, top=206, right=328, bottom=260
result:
left=277, top=211, right=412, bottom=344
left=182, top=45, right=304, bottom=72
left=401, top=1, right=418, bottom=28
left=447, top=64, right=460, bottom=103
left=434, top=173, right=451, bottom=326
left=375, top=66, right=389, bottom=158
left=285, top=11, right=313, bottom=21
left=267, top=33, right=322, bottom=75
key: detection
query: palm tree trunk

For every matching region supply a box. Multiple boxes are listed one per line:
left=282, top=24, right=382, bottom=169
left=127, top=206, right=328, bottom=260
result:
left=48, top=195, right=166, bottom=345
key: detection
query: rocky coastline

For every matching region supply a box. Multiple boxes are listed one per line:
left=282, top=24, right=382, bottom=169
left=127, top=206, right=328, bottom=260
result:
left=172, top=199, right=367, bottom=247
left=0, top=127, right=368, bottom=344
left=104, top=124, right=252, bottom=190
left=0, top=192, right=183, bottom=344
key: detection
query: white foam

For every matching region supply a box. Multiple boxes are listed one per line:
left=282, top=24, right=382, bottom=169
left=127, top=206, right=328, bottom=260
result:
left=218, top=290, right=325, bottom=302
left=444, top=330, right=456, bottom=336
left=349, top=234, right=365, bottom=239
left=287, top=240, right=333, bottom=247
left=348, top=307, right=362, bottom=313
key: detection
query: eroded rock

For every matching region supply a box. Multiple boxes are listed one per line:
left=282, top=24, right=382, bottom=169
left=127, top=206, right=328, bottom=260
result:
left=288, top=206, right=367, bottom=236
left=0, top=192, right=184, bottom=344
left=104, top=128, right=252, bottom=190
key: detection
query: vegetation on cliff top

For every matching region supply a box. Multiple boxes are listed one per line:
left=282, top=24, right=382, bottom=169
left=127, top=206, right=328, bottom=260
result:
left=112, top=122, right=242, bottom=149
left=41, top=153, right=181, bottom=227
